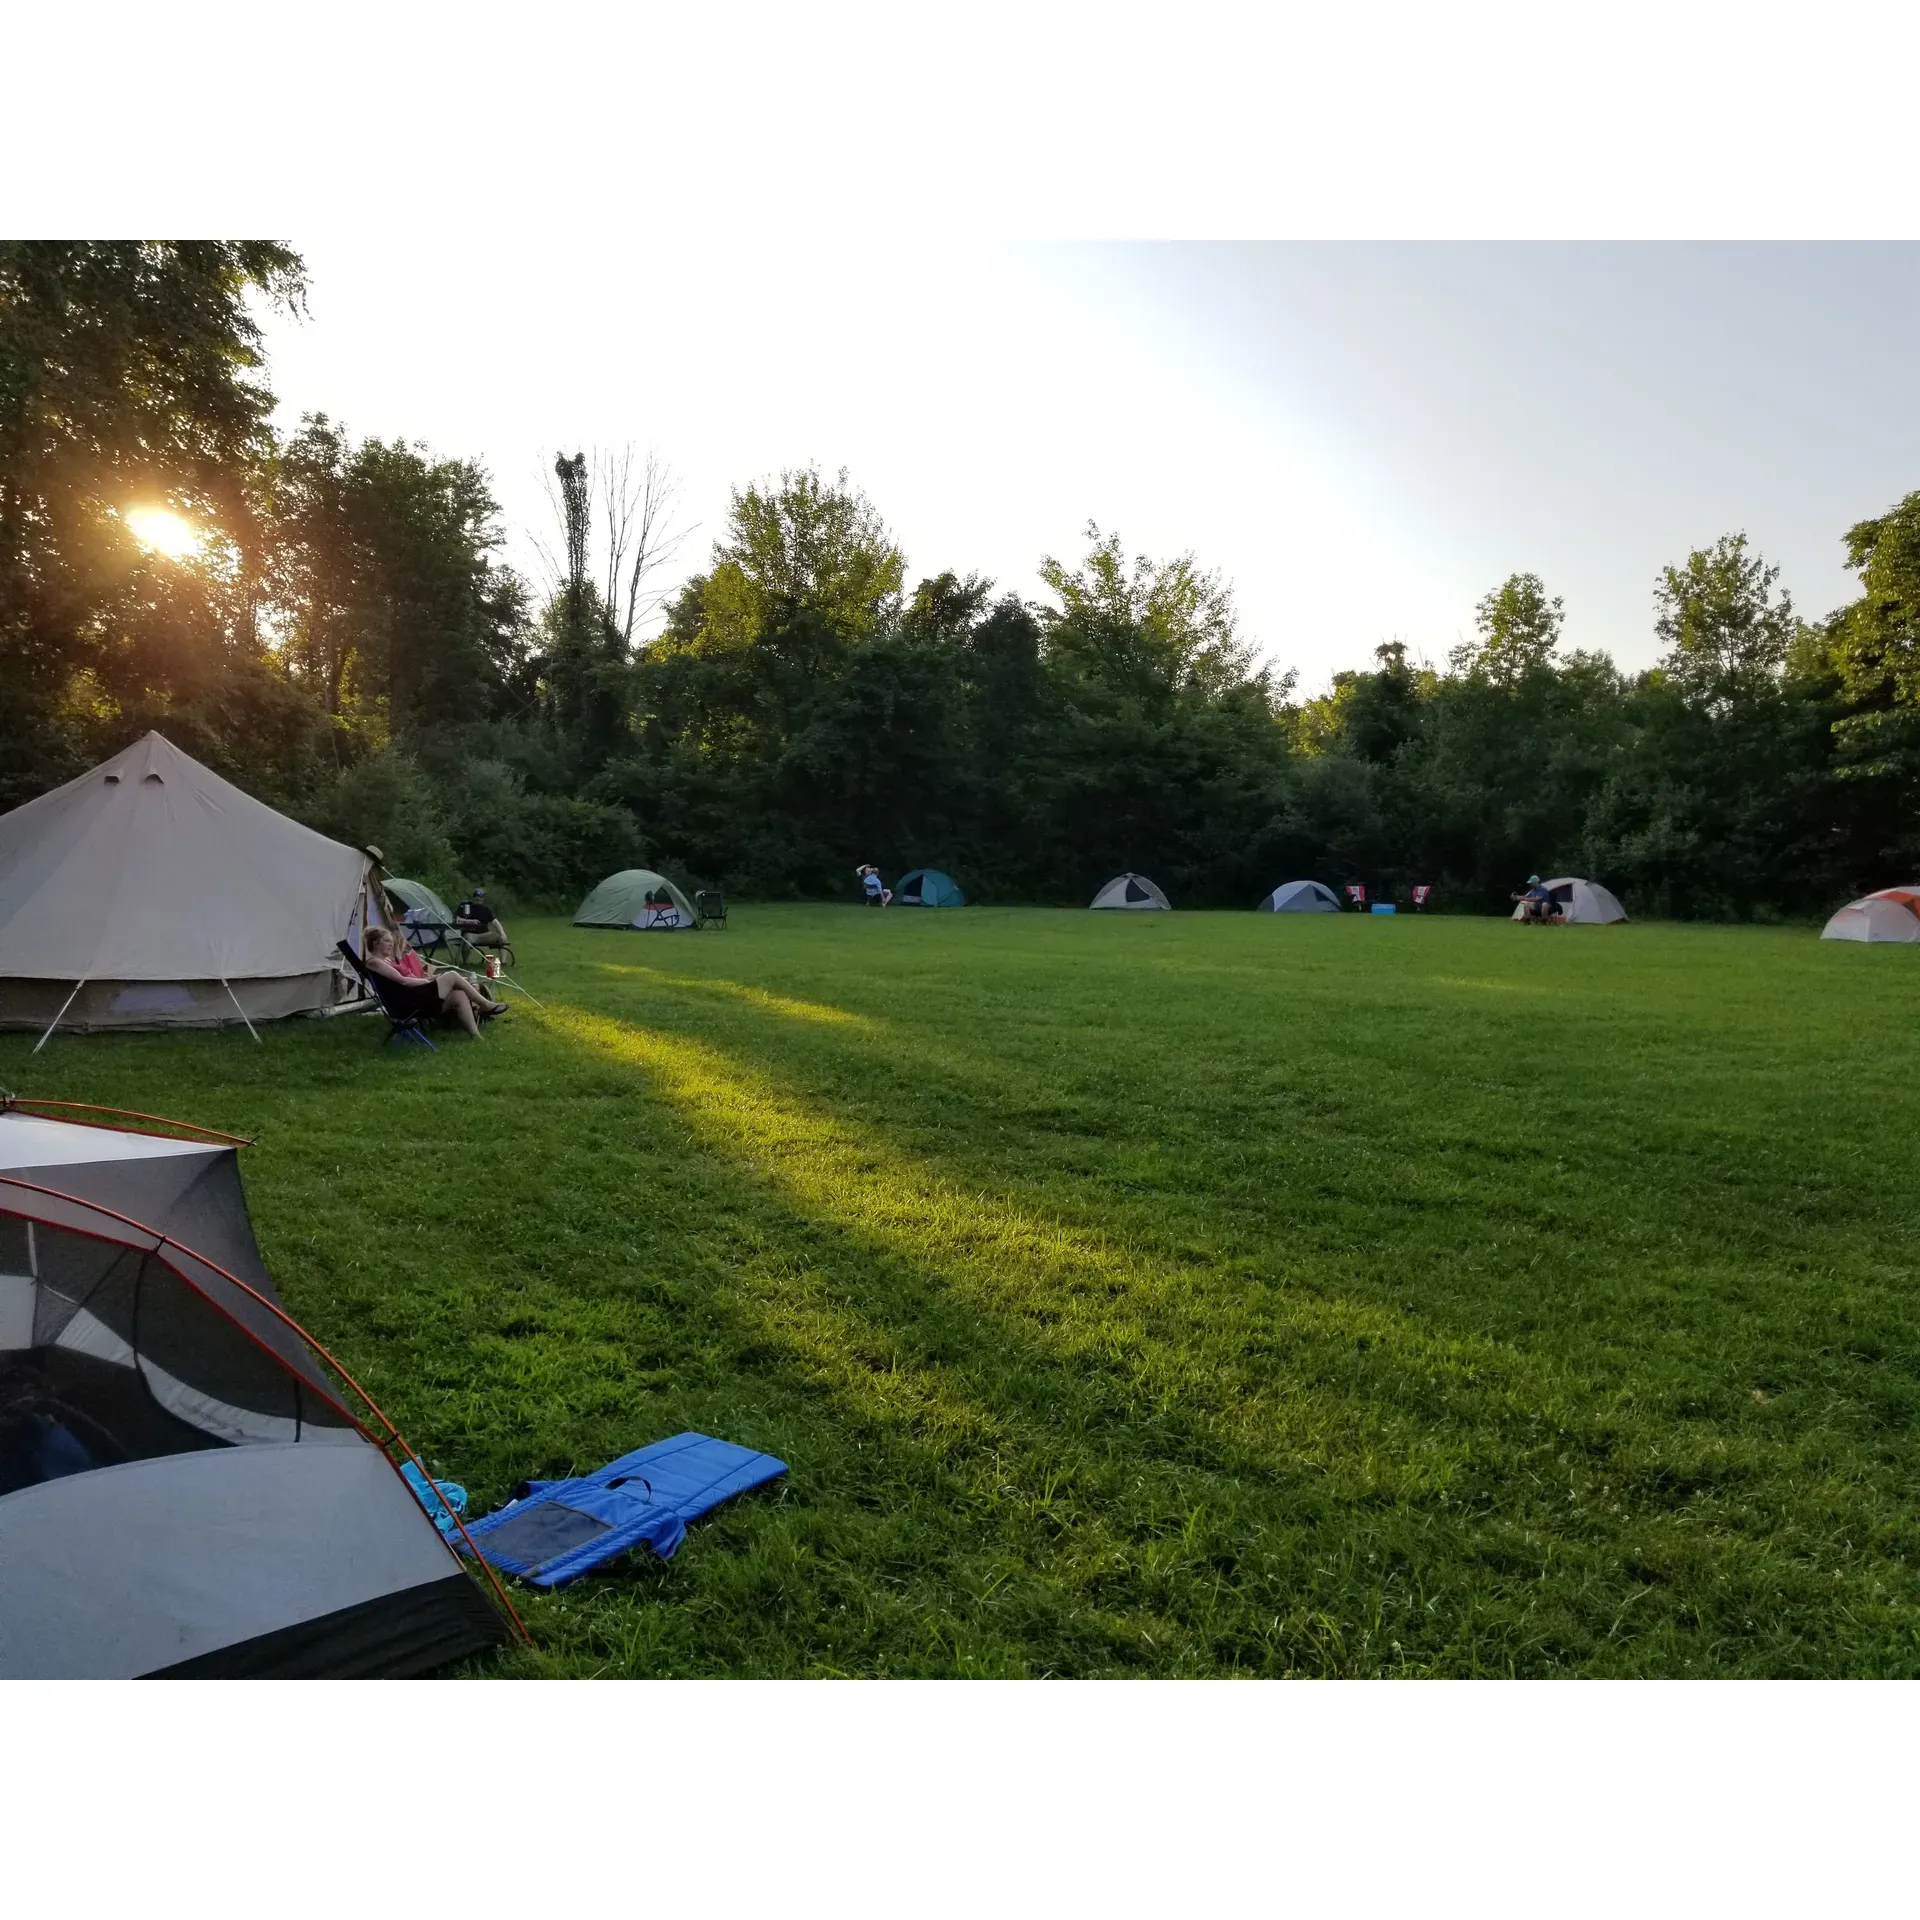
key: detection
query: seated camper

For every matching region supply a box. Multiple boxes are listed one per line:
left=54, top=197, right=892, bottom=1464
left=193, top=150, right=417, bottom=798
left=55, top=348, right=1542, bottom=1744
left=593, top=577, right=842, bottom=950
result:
left=455, top=886, right=508, bottom=947
left=1513, top=876, right=1558, bottom=923
left=363, top=926, right=503, bottom=1036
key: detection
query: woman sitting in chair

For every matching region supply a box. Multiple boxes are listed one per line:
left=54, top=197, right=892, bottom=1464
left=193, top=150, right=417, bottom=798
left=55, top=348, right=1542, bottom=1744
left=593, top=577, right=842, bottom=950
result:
left=364, top=926, right=503, bottom=1037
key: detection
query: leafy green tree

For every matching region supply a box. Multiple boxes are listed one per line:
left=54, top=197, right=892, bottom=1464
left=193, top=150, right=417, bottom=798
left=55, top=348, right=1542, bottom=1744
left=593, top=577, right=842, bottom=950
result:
left=1652, top=533, right=1795, bottom=706
left=272, top=416, right=529, bottom=735
left=0, top=240, right=306, bottom=803
left=1451, top=572, right=1564, bottom=684
left=1038, top=524, right=1255, bottom=707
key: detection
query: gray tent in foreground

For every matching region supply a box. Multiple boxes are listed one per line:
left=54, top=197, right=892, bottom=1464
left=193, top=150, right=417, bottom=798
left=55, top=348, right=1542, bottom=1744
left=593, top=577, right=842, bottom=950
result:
left=0, top=1104, right=507, bottom=1677
left=0, top=732, right=388, bottom=1035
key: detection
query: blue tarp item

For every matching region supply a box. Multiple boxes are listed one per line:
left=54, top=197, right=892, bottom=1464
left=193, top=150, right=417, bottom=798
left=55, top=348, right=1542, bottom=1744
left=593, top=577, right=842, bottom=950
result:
left=400, top=1461, right=469, bottom=1534
left=454, top=1432, right=788, bottom=1588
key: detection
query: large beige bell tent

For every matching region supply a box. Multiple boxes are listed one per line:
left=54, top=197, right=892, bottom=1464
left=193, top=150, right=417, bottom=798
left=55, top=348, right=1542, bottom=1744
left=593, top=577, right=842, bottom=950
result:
left=1091, top=873, right=1171, bottom=910
left=0, top=733, right=389, bottom=1036
left=1510, top=877, right=1627, bottom=925
left=1820, top=887, right=1920, bottom=943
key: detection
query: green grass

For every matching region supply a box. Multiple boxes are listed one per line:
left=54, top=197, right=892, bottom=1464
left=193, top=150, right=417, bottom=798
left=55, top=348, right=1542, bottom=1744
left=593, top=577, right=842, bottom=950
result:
left=9, top=907, right=1920, bottom=1676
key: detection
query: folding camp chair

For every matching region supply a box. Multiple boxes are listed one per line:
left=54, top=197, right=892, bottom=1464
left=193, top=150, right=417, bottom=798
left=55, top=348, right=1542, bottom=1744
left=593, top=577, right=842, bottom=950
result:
left=694, top=888, right=728, bottom=930
left=335, top=940, right=437, bottom=1051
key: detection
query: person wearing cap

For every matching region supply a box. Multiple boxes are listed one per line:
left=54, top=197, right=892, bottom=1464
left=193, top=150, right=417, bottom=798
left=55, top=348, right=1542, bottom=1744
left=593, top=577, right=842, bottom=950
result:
left=455, top=885, right=508, bottom=946
left=1512, top=874, right=1556, bottom=924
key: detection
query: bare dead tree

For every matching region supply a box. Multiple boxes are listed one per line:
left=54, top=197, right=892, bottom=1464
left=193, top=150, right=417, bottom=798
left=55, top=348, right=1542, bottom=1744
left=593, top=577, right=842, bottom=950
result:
left=601, top=445, right=690, bottom=649
left=529, top=444, right=692, bottom=652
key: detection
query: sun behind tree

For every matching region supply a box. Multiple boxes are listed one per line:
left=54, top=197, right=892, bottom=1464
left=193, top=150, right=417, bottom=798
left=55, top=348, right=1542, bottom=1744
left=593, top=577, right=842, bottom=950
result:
left=122, top=505, right=202, bottom=561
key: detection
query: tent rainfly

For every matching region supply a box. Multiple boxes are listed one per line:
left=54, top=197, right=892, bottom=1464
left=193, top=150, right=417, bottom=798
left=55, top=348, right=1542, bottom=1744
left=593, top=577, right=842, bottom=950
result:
left=1091, top=873, right=1171, bottom=911
left=383, top=877, right=456, bottom=926
left=0, top=732, right=388, bottom=1036
left=1820, top=887, right=1920, bottom=943
left=0, top=1102, right=510, bottom=1677
left=1258, top=880, right=1340, bottom=913
left=1510, top=877, right=1628, bottom=925
left=574, top=869, right=699, bottom=930
left=895, top=868, right=966, bottom=907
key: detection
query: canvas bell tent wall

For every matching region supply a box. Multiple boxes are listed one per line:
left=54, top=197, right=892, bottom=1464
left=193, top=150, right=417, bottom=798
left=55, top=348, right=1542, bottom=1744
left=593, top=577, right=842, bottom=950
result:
left=1259, top=880, right=1340, bottom=913
left=1821, top=887, right=1920, bottom=942
left=1091, top=873, right=1171, bottom=911
left=0, top=732, right=389, bottom=1034
left=0, top=1102, right=509, bottom=1677
left=1509, top=877, right=1627, bottom=925
left=895, top=868, right=966, bottom=907
left=574, top=869, right=698, bottom=930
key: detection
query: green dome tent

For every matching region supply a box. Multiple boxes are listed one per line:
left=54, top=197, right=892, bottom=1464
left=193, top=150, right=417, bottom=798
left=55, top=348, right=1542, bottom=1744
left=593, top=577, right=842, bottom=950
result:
left=574, top=869, right=698, bottom=931
left=383, top=877, right=455, bottom=923
left=895, top=868, right=966, bottom=907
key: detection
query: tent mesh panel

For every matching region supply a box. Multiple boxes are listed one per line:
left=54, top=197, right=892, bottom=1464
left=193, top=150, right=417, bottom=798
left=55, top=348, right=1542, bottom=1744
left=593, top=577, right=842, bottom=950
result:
left=1, top=1215, right=352, bottom=1498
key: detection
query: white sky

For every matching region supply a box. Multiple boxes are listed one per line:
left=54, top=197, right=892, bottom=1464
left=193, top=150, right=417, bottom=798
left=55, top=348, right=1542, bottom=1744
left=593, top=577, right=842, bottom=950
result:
left=257, top=240, right=1920, bottom=693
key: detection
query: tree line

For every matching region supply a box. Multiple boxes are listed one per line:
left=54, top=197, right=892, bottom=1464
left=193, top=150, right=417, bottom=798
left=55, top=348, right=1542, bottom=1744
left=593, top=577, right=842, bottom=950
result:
left=4, top=240, right=1917, bottom=916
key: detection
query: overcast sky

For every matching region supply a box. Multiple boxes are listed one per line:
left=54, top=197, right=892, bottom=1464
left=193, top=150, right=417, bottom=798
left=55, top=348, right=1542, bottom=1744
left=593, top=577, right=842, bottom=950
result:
left=257, top=241, right=1920, bottom=692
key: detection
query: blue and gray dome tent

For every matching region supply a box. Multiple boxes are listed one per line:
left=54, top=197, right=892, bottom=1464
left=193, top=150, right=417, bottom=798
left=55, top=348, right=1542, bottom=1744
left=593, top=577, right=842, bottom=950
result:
left=0, top=1099, right=513, bottom=1676
left=1258, top=880, right=1341, bottom=913
left=894, top=868, right=966, bottom=907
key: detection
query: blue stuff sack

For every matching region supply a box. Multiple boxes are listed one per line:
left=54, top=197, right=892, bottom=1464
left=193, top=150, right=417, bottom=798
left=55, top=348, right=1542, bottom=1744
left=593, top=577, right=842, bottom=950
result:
left=400, top=1460, right=469, bottom=1534
left=456, top=1432, right=787, bottom=1588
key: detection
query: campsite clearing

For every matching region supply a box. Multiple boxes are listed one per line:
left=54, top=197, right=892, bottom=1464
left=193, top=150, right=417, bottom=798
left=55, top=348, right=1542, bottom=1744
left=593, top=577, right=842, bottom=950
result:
left=8, top=907, right=1920, bottom=1677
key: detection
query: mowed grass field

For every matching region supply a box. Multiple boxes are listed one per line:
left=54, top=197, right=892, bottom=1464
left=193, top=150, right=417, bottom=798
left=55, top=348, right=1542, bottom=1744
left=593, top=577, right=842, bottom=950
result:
left=7, top=906, right=1920, bottom=1677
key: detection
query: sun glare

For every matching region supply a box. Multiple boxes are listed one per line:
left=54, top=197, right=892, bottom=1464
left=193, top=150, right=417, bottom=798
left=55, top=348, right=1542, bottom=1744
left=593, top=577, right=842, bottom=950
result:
left=123, top=506, right=202, bottom=561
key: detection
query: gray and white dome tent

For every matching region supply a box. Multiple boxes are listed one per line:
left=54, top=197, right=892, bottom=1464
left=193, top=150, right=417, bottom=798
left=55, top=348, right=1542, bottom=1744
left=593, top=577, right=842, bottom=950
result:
left=1091, top=873, right=1171, bottom=910
left=1510, top=877, right=1627, bottom=924
left=1258, top=880, right=1340, bottom=913
left=0, top=732, right=389, bottom=1039
left=0, top=1098, right=515, bottom=1677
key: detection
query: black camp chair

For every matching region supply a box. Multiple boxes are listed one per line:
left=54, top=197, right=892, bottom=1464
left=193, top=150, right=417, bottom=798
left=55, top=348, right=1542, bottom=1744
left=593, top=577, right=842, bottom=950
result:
left=694, top=888, right=728, bottom=930
left=336, top=940, right=437, bottom=1051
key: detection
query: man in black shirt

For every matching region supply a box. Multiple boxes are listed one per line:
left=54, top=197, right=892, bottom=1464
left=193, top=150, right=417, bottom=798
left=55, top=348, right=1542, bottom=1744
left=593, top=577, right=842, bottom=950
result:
left=456, top=886, right=506, bottom=946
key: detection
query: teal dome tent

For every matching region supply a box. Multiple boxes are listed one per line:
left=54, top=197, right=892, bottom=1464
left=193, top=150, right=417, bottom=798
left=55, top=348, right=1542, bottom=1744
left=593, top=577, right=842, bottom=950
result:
left=895, top=868, right=966, bottom=907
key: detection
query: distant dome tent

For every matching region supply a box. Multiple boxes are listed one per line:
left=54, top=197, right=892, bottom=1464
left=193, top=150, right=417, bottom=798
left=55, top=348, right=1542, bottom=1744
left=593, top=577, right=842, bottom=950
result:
left=1091, top=873, right=1171, bottom=911
left=1511, top=877, right=1627, bottom=925
left=895, top=868, right=966, bottom=907
left=1258, top=880, right=1340, bottom=913
left=1820, top=887, right=1920, bottom=943
left=574, top=869, right=698, bottom=930
left=0, top=732, right=388, bottom=1036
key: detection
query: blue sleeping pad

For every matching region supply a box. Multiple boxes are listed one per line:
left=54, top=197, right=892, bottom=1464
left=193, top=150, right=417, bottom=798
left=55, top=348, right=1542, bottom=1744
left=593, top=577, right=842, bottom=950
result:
left=456, top=1432, right=787, bottom=1588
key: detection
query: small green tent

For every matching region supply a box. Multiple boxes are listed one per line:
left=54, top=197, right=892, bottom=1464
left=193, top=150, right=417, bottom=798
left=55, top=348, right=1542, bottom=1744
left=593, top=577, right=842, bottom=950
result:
left=384, top=877, right=455, bottom=924
left=895, top=868, right=966, bottom=907
left=574, top=869, right=698, bottom=930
